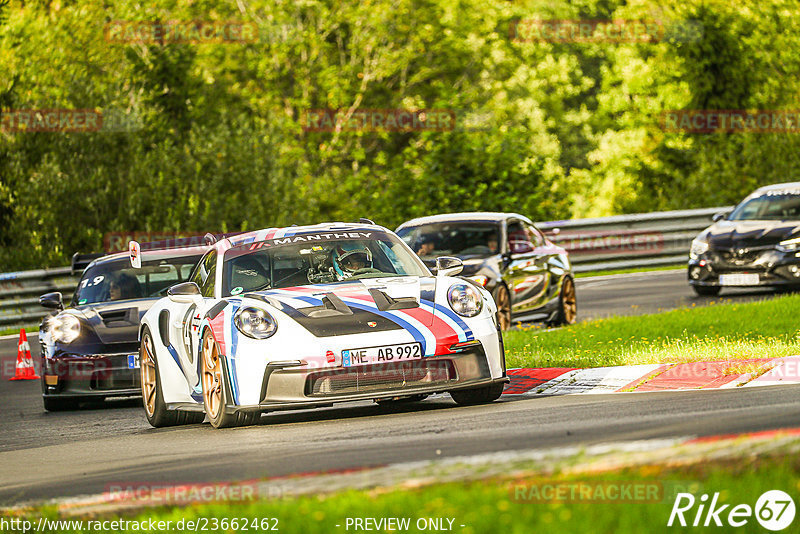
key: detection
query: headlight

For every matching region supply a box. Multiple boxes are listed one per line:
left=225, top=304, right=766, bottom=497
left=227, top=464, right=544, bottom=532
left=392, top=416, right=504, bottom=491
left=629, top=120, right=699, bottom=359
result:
left=49, top=313, right=81, bottom=343
left=234, top=306, right=277, bottom=339
left=690, top=237, right=709, bottom=259
left=447, top=283, right=483, bottom=317
left=777, top=237, right=800, bottom=252
left=467, top=275, right=489, bottom=287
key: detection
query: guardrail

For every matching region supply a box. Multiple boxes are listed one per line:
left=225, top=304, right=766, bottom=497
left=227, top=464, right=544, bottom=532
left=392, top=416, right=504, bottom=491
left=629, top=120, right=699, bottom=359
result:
left=0, top=206, right=728, bottom=329
left=0, top=267, right=79, bottom=330
left=539, top=206, right=730, bottom=273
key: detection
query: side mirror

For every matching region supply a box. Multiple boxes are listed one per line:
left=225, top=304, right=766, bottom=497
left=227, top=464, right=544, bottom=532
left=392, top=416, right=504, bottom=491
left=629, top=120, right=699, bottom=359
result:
left=39, top=292, right=64, bottom=311
left=711, top=212, right=728, bottom=222
left=436, top=256, right=463, bottom=277
left=167, top=282, right=203, bottom=304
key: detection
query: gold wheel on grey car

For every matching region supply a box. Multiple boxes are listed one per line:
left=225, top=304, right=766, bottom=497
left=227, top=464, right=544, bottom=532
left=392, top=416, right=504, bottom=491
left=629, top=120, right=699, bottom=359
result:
left=493, top=284, right=512, bottom=331
left=548, top=275, right=577, bottom=327
left=562, top=276, right=577, bottom=324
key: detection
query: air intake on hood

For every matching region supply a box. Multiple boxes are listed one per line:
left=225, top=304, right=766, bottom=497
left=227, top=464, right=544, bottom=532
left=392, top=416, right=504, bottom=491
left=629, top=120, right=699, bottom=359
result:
left=367, top=288, right=418, bottom=311
left=301, top=293, right=353, bottom=318
left=99, top=309, right=133, bottom=325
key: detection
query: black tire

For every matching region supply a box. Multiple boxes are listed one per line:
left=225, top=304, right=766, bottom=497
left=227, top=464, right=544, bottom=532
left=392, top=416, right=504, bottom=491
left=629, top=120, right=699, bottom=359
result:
left=547, top=275, right=577, bottom=327
left=450, top=383, right=505, bottom=406
left=141, top=327, right=204, bottom=428
left=692, top=285, right=721, bottom=296
left=43, top=396, right=79, bottom=411
left=492, top=284, right=512, bottom=331
left=201, top=330, right=260, bottom=429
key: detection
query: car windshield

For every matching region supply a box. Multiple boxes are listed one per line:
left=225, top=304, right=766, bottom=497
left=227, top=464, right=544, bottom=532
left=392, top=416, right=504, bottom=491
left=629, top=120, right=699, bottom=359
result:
left=729, top=190, right=800, bottom=221
left=396, top=222, right=501, bottom=258
left=73, top=255, right=202, bottom=305
left=222, top=232, right=430, bottom=296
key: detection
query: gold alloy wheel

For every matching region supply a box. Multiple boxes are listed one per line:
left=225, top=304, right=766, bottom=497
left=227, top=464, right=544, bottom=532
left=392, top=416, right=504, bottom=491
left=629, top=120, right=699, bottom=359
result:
left=563, top=277, right=577, bottom=324
left=140, top=333, right=157, bottom=417
left=495, top=285, right=511, bottom=331
left=202, top=334, right=223, bottom=420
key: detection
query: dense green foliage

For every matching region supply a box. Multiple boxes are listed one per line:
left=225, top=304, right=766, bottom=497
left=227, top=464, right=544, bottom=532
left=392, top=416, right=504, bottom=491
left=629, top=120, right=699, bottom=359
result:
left=1, top=0, right=798, bottom=269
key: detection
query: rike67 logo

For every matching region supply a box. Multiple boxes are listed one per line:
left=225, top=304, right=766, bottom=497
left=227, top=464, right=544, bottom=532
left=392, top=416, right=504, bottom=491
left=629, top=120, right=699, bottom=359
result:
left=668, top=490, right=796, bottom=531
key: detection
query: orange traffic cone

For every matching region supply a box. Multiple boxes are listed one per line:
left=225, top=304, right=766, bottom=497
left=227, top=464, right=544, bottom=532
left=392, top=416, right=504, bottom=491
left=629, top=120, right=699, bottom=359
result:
left=9, top=328, right=40, bottom=380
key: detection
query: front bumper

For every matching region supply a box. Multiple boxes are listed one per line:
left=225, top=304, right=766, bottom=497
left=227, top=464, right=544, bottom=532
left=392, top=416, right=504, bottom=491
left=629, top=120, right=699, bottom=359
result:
left=688, top=248, right=800, bottom=288
left=41, top=352, right=141, bottom=398
left=227, top=344, right=507, bottom=413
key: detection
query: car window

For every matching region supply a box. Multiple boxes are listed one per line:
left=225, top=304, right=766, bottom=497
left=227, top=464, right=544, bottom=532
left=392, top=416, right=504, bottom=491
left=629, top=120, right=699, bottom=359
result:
left=72, top=255, right=203, bottom=305
left=525, top=223, right=545, bottom=248
left=200, top=252, right=217, bottom=297
left=507, top=221, right=534, bottom=254
left=222, top=232, right=429, bottom=295
left=190, top=251, right=217, bottom=298
left=396, top=222, right=501, bottom=258
left=729, top=190, right=800, bottom=221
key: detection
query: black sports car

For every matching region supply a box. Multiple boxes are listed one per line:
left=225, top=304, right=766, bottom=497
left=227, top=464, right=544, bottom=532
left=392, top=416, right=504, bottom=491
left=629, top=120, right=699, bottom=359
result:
left=689, top=182, right=800, bottom=295
left=396, top=212, right=576, bottom=330
left=38, top=246, right=207, bottom=411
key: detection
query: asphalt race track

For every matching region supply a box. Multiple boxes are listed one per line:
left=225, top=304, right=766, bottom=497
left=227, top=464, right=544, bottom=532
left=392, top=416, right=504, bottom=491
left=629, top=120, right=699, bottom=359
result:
left=0, top=269, right=795, bottom=506
left=3, top=376, right=800, bottom=505
left=575, top=269, right=781, bottom=321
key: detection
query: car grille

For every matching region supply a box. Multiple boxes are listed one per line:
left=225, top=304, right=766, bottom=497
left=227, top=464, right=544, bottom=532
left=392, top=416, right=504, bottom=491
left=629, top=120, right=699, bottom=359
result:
left=306, top=360, right=457, bottom=396
left=711, top=247, right=772, bottom=271
left=718, top=248, right=763, bottom=265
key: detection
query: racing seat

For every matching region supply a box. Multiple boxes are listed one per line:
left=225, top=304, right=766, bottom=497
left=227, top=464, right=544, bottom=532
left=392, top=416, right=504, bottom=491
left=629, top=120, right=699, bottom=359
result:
left=229, top=256, right=270, bottom=292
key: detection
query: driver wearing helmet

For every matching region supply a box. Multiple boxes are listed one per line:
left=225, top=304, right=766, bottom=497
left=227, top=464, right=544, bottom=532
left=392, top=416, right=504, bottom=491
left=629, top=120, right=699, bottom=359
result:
left=333, top=243, right=373, bottom=280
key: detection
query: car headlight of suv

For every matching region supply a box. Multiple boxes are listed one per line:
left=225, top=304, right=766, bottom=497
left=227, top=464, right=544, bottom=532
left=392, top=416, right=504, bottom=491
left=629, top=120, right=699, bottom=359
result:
left=234, top=306, right=277, bottom=339
left=447, top=283, right=483, bottom=317
left=777, top=237, right=800, bottom=253
left=49, top=313, right=81, bottom=344
left=690, top=237, right=709, bottom=259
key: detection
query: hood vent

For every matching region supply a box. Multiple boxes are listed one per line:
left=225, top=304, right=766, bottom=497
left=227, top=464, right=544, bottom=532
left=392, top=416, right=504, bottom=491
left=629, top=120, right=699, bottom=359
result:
left=99, top=309, right=134, bottom=326
left=368, top=288, right=419, bottom=311
left=301, top=293, right=353, bottom=318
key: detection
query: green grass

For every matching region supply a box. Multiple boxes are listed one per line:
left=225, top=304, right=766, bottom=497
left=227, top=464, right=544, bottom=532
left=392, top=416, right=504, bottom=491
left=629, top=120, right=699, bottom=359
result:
left=503, top=294, right=800, bottom=369
left=10, top=454, right=799, bottom=533
left=0, top=324, right=38, bottom=337
left=574, top=264, right=683, bottom=278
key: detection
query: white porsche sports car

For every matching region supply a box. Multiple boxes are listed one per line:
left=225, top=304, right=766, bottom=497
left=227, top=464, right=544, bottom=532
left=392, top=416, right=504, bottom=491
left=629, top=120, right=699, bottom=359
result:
left=138, top=222, right=508, bottom=428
